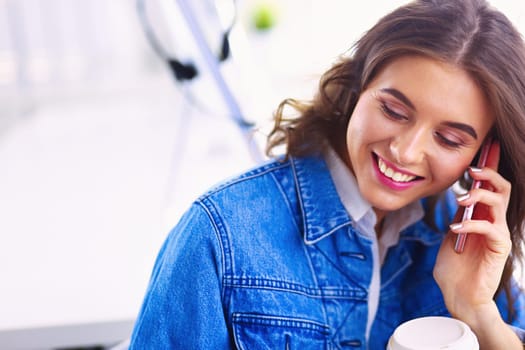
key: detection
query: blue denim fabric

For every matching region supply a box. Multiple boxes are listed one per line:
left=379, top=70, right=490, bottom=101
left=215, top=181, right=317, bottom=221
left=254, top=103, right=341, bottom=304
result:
left=129, top=155, right=525, bottom=349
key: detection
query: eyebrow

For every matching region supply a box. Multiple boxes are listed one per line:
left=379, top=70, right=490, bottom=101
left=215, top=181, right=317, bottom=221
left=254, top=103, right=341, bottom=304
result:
left=442, top=121, right=478, bottom=139
left=380, top=87, right=478, bottom=139
left=380, top=88, right=416, bottom=110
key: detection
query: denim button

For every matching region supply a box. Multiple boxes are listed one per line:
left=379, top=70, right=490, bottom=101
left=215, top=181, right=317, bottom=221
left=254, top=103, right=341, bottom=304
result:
left=340, top=339, right=362, bottom=347
left=340, top=251, right=366, bottom=260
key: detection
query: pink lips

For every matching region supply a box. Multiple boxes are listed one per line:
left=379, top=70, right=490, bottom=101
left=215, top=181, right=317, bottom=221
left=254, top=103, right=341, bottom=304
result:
left=372, top=154, right=423, bottom=190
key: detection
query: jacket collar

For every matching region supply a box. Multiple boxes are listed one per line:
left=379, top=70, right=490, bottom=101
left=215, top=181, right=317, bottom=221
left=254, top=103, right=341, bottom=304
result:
left=290, top=155, right=441, bottom=246
left=291, top=155, right=353, bottom=244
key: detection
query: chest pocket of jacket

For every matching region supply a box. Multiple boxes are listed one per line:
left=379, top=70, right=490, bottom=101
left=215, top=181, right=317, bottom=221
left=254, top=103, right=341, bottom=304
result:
left=232, top=313, right=330, bottom=350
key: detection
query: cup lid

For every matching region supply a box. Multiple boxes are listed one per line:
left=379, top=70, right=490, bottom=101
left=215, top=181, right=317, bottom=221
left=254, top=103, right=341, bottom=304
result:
left=388, top=316, right=479, bottom=350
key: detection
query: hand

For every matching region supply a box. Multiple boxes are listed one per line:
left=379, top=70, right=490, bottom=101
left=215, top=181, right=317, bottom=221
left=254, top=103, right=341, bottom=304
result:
left=434, top=140, right=512, bottom=327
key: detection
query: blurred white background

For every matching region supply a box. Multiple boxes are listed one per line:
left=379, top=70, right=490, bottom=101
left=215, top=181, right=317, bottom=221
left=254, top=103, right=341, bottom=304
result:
left=0, top=0, right=524, bottom=349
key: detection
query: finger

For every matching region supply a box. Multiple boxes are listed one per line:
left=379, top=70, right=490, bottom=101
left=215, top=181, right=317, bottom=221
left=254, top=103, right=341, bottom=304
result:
left=449, top=220, right=511, bottom=250
left=457, top=189, right=508, bottom=222
left=468, top=167, right=511, bottom=196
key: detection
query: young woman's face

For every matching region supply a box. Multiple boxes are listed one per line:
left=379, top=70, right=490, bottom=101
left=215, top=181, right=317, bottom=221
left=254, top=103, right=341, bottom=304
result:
left=346, top=55, right=494, bottom=219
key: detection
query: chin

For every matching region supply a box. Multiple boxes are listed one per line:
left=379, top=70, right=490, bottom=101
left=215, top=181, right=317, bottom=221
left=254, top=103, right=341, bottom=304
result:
left=365, top=191, right=416, bottom=212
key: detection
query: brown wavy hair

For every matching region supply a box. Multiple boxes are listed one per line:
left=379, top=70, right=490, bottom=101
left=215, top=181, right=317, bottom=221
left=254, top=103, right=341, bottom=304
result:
left=266, top=0, right=525, bottom=320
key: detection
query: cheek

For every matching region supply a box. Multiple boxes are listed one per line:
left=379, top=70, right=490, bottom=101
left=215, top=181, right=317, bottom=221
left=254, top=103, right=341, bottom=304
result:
left=430, top=155, right=471, bottom=185
left=347, top=102, right=381, bottom=142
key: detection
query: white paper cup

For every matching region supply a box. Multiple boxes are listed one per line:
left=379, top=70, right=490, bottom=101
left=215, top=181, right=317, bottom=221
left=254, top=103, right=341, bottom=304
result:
left=388, top=316, right=479, bottom=350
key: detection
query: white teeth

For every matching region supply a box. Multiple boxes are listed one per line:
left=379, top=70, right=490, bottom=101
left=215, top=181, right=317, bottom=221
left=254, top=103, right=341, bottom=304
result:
left=377, top=158, right=416, bottom=182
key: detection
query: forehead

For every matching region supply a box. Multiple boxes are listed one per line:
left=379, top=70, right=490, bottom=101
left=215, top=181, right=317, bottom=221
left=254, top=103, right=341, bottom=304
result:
left=367, top=55, right=495, bottom=135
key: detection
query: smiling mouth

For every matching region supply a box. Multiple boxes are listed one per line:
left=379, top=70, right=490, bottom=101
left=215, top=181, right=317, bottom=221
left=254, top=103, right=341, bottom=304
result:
left=375, top=154, right=423, bottom=183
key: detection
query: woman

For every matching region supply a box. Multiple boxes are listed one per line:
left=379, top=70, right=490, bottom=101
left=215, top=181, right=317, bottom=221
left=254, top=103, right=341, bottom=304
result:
left=129, top=0, right=525, bottom=348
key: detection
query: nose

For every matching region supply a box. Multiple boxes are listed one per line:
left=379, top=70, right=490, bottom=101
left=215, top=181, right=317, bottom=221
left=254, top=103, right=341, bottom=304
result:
left=390, top=127, right=429, bottom=165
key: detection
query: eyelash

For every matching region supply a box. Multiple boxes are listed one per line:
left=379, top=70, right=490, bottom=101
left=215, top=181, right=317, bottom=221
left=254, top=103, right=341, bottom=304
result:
left=434, top=132, right=463, bottom=148
left=379, top=101, right=464, bottom=149
left=380, top=101, right=407, bottom=121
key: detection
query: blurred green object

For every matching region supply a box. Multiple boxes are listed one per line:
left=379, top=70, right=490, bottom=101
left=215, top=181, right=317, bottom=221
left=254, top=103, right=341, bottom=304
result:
left=252, top=2, right=277, bottom=31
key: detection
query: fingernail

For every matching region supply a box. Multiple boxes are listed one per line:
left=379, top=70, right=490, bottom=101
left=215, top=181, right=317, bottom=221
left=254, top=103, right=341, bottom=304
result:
left=470, top=166, right=482, bottom=172
left=449, top=223, right=463, bottom=231
left=456, top=193, right=470, bottom=202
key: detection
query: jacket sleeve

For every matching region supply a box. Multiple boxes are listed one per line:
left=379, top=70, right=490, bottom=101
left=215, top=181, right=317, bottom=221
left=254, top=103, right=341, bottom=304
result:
left=129, top=201, right=232, bottom=349
left=495, top=278, right=525, bottom=343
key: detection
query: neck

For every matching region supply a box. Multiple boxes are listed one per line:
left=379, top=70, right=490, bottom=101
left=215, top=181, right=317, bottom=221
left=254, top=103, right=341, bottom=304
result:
left=374, top=208, right=386, bottom=237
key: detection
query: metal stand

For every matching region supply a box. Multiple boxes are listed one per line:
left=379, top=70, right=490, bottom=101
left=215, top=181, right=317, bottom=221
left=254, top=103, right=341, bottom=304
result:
left=175, top=0, right=263, bottom=162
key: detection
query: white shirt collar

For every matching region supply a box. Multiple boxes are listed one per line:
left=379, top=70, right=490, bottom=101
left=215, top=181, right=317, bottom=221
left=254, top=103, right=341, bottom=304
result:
left=323, top=147, right=373, bottom=223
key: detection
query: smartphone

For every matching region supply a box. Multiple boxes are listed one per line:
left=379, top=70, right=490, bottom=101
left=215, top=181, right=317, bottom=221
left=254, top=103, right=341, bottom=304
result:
left=454, top=136, right=494, bottom=253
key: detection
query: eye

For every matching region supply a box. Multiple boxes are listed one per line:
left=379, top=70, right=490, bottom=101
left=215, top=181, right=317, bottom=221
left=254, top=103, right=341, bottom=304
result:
left=380, top=101, right=408, bottom=121
left=434, top=131, right=464, bottom=148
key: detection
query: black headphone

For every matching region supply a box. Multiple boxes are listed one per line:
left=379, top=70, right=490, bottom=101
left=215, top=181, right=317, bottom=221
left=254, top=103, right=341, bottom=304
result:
left=136, top=0, right=264, bottom=162
left=137, top=0, right=233, bottom=82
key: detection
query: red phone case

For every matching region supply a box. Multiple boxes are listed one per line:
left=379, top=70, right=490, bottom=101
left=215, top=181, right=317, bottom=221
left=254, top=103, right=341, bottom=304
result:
left=454, top=137, right=494, bottom=253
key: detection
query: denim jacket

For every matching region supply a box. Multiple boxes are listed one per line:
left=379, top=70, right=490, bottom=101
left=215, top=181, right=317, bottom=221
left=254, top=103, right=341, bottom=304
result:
left=129, top=155, right=525, bottom=349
